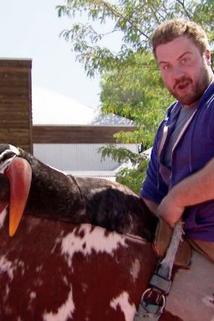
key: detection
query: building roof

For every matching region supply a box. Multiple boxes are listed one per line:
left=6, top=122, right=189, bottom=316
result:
left=32, top=87, right=133, bottom=127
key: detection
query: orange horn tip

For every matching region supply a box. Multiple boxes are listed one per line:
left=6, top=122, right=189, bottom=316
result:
left=5, top=158, right=32, bottom=237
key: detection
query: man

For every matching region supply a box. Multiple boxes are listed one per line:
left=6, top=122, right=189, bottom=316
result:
left=141, top=18, right=214, bottom=262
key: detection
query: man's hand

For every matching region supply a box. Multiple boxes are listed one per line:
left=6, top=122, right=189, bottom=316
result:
left=157, top=195, right=184, bottom=227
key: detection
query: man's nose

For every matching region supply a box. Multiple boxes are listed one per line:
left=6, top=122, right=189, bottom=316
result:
left=172, top=65, right=185, bottom=79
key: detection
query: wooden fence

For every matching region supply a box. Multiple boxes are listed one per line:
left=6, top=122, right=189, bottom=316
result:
left=0, top=59, right=32, bottom=152
left=33, top=125, right=135, bottom=144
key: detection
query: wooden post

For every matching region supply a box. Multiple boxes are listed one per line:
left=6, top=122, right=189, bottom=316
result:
left=0, top=59, right=32, bottom=153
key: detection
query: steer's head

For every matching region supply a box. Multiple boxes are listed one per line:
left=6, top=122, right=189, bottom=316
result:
left=0, top=144, right=32, bottom=237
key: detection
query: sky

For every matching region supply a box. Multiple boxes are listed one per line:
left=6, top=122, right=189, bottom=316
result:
left=0, top=0, right=101, bottom=108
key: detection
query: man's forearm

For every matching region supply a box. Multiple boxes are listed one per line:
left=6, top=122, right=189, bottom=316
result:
left=157, top=158, right=214, bottom=226
left=168, top=158, right=214, bottom=207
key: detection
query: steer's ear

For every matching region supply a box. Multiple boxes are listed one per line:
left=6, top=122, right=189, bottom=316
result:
left=5, top=158, right=32, bottom=237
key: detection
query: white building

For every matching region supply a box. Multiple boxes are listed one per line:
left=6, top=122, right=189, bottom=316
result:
left=32, top=87, right=138, bottom=180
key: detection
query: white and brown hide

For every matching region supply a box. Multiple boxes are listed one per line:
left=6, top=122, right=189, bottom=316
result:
left=0, top=211, right=213, bottom=321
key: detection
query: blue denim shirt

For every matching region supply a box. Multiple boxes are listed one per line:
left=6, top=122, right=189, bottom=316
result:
left=141, top=82, right=214, bottom=241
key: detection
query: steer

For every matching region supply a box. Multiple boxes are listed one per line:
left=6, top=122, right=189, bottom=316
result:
left=0, top=144, right=213, bottom=321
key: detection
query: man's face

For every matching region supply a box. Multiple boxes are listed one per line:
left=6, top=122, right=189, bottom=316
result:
left=156, top=36, right=212, bottom=106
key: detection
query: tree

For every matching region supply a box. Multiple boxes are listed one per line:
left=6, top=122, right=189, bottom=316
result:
left=57, top=1, right=213, bottom=76
left=100, top=51, right=173, bottom=146
left=98, top=50, right=174, bottom=192
left=57, top=0, right=214, bottom=191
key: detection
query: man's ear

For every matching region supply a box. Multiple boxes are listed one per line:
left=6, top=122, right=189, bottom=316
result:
left=204, top=49, right=212, bottom=65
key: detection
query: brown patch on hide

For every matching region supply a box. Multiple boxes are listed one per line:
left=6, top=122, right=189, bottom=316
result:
left=0, top=214, right=157, bottom=321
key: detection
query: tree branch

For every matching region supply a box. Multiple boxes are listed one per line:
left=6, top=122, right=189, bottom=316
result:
left=175, top=0, right=193, bottom=19
left=93, top=0, right=150, bottom=40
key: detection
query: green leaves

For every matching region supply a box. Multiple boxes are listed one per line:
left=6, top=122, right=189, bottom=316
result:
left=116, top=159, right=149, bottom=194
left=100, top=51, right=173, bottom=147
left=57, top=0, right=212, bottom=77
left=99, top=144, right=143, bottom=164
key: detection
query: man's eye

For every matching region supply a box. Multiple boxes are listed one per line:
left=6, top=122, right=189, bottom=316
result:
left=180, top=57, right=191, bottom=65
left=161, top=64, right=170, bottom=71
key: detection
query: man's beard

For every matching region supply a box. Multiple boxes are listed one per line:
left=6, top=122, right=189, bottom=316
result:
left=168, top=65, right=212, bottom=106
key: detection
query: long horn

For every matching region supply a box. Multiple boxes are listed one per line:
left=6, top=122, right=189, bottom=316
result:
left=5, top=158, right=32, bottom=237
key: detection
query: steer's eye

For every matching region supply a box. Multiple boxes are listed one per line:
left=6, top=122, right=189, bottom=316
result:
left=0, top=151, right=15, bottom=163
left=0, top=150, right=17, bottom=173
